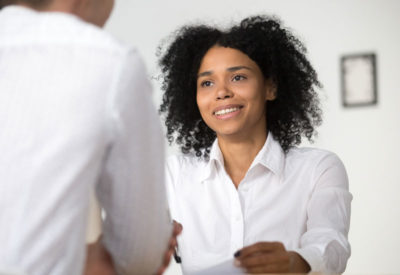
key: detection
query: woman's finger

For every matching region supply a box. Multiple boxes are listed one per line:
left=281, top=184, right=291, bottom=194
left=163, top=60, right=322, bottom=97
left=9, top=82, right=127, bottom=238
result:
left=235, top=242, right=284, bottom=260
left=172, top=221, right=183, bottom=237
left=237, top=252, right=289, bottom=268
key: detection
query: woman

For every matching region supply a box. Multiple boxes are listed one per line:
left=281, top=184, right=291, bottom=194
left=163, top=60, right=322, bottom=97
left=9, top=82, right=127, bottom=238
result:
left=159, top=15, right=352, bottom=274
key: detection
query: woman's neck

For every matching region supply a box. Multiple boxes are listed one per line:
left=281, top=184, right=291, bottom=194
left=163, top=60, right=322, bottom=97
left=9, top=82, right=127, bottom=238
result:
left=218, top=131, right=268, bottom=188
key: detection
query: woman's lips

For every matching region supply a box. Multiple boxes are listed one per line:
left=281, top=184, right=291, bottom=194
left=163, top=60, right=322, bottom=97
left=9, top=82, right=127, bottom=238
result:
left=213, top=105, right=243, bottom=119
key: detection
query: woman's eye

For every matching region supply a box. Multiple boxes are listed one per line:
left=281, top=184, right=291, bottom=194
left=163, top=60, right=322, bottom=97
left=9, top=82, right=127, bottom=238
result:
left=200, top=80, right=213, bottom=87
left=232, top=75, right=246, bottom=81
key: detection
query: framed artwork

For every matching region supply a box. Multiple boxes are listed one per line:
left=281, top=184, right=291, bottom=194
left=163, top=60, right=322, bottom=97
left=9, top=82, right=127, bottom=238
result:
left=341, top=53, right=377, bottom=107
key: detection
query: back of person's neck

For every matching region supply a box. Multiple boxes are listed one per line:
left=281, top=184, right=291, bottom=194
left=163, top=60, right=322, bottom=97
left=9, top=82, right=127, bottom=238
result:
left=16, top=1, right=74, bottom=13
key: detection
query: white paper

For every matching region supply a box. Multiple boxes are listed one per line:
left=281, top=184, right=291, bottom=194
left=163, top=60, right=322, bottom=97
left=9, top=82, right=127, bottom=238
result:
left=191, top=259, right=245, bottom=275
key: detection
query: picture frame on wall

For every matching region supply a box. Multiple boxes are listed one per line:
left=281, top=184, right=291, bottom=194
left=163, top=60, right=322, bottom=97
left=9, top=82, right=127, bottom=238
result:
left=341, top=53, right=377, bottom=107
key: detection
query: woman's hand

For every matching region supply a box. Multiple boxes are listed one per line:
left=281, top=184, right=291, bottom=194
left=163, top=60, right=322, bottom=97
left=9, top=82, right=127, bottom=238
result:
left=155, top=221, right=183, bottom=275
left=84, top=221, right=182, bottom=275
left=233, top=242, right=310, bottom=274
left=84, top=238, right=115, bottom=275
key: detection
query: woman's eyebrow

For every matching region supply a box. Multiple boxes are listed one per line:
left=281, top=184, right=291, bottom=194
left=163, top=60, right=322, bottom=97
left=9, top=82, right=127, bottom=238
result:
left=227, top=66, right=252, bottom=72
left=198, top=71, right=213, bottom=78
left=198, top=66, right=252, bottom=78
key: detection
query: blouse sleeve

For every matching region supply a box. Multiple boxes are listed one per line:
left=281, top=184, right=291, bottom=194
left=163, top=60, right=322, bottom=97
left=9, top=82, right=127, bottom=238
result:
left=294, top=152, right=352, bottom=273
left=165, top=155, right=181, bottom=223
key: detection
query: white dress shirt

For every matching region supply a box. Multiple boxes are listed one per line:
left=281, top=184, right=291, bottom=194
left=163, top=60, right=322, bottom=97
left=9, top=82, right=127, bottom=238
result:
left=0, top=6, right=170, bottom=275
left=166, top=134, right=352, bottom=274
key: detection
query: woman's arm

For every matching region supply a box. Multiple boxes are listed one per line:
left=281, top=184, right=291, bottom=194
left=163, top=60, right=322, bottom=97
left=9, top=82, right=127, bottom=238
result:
left=293, top=153, right=352, bottom=273
left=234, top=152, right=351, bottom=274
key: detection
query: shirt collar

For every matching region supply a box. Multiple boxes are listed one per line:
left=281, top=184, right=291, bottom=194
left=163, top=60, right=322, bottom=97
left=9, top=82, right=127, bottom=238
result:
left=200, top=139, right=224, bottom=182
left=250, top=133, right=285, bottom=177
left=201, top=133, right=285, bottom=182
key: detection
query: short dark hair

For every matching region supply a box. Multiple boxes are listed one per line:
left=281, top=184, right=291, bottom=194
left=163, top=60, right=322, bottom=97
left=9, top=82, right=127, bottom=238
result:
left=0, top=0, right=15, bottom=9
left=0, top=0, right=51, bottom=9
left=158, top=15, right=322, bottom=158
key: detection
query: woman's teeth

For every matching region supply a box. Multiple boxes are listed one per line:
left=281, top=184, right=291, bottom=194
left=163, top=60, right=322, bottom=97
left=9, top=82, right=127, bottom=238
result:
left=214, top=107, right=240, bottom=116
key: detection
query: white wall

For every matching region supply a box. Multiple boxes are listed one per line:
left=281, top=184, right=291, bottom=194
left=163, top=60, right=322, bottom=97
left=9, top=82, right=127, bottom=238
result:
left=105, top=1, right=400, bottom=274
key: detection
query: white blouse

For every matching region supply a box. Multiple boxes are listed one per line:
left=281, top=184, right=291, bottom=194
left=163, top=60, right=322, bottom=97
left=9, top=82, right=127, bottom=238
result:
left=166, top=134, right=352, bottom=274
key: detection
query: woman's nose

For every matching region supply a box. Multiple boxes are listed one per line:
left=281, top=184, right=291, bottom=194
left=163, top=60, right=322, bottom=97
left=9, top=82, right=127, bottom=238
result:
left=216, top=84, right=233, bottom=100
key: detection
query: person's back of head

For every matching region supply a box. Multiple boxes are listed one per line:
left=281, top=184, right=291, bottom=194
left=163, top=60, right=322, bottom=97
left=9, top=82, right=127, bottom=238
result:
left=0, top=0, right=114, bottom=27
left=0, top=0, right=50, bottom=9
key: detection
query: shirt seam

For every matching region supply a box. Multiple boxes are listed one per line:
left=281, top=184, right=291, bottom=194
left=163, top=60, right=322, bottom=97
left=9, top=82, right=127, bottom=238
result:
left=105, top=47, right=135, bottom=149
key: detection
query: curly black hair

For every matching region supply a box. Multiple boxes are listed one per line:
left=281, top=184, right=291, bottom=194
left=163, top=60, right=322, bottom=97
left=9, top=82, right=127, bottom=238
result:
left=159, top=15, right=322, bottom=158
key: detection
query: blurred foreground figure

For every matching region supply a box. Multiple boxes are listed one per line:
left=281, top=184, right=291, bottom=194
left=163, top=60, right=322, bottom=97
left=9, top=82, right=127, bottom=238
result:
left=0, top=0, right=173, bottom=274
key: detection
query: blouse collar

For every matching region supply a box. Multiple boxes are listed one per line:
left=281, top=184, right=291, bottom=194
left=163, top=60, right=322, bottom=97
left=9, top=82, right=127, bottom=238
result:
left=201, top=132, right=285, bottom=182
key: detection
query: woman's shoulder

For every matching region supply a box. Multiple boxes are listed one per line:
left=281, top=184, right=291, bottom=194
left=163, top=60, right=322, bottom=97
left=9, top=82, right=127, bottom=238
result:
left=166, top=153, right=209, bottom=177
left=285, top=146, right=346, bottom=176
left=167, top=153, right=204, bottom=165
left=287, top=146, right=342, bottom=165
left=286, top=146, right=348, bottom=187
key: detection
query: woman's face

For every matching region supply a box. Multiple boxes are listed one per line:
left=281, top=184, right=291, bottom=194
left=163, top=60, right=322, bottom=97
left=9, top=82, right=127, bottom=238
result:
left=196, top=46, right=276, bottom=140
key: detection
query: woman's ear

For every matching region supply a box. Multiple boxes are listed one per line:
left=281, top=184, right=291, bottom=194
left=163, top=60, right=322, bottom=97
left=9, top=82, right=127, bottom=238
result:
left=265, top=79, right=277, bottom=101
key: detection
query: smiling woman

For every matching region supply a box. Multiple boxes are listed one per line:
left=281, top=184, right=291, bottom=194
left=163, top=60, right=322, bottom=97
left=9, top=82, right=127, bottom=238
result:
left=158, top=15, right=352, bottom=275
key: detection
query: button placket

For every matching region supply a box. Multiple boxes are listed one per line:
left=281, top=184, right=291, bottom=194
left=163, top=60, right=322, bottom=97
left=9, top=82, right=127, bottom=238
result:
left=228, top=179, right=244, bottom=254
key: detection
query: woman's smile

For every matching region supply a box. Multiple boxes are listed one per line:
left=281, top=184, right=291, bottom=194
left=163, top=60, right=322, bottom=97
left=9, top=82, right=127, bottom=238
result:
left=213, top=104, right=244, bottom=119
